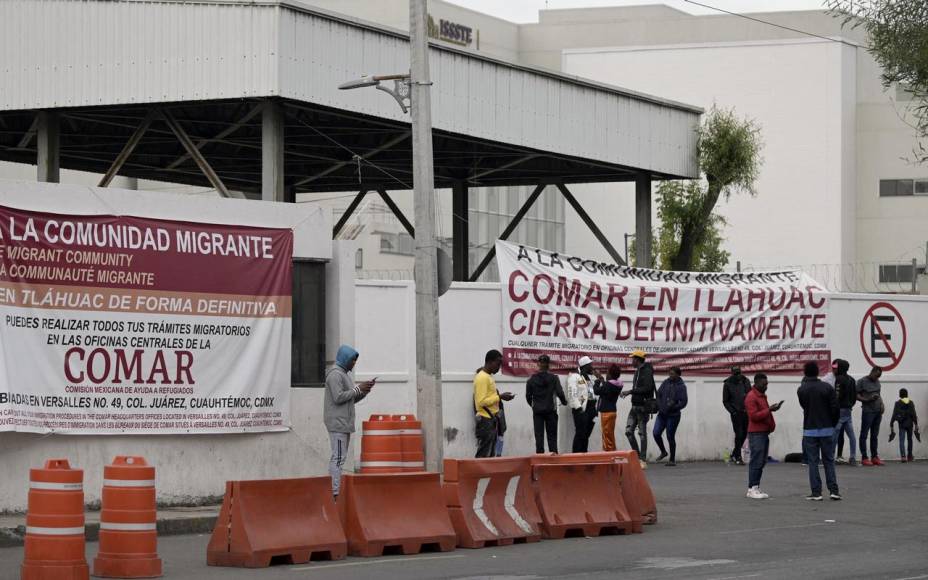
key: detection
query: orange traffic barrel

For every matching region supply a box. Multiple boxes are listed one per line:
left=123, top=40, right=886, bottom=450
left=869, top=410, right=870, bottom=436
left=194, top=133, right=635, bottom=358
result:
left=21, top=458, right=89, bottom=580
left=92, top=456, right=162, bottom=578
left=394, top=414, right=425, bottom=473
left=360, top=414, right=424, bottom=473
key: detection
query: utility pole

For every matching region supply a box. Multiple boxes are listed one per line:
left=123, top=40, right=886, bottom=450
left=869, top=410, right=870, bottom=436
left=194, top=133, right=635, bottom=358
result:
left=409, top=0, right=443, bottom=472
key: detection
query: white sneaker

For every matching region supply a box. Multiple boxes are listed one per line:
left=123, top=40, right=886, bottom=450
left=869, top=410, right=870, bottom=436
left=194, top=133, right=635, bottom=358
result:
left=746, top=487, right=769, bottom=499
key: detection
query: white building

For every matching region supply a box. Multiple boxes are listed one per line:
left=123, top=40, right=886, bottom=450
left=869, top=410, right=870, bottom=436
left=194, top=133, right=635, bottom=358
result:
left=302, top=1, right=928, bottom=292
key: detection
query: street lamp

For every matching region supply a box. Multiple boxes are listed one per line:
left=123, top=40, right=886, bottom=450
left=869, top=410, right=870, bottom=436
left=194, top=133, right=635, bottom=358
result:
left=339, top=74, right=412, bottom=113
left=337, top=0, right=443, bottom=473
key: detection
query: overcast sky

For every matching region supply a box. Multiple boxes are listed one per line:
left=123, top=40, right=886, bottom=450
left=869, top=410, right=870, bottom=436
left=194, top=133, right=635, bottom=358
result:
left=444, top=0, right=829, bottom=23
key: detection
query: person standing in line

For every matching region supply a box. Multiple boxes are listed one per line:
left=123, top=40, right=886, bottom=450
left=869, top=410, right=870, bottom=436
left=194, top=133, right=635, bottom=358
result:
left=723, top=366, right=752, bottom=466
left=594, top=364, right=623, bottom=452
left=324, top=344, right=374, bottom=499
left=857, top=366, right=885, bottom=466
left=797, top=361, right=841, bottom=501
left=526, top=354, right=568, bottom=454
left=744, top=373, right=783, bottom=499
left=567, top=356, right=601, bottom=453
left=653, top=366, right=688, bottom=467
left=831, top=359, right=858, bottom=466
left=474, top=349, right=515, bottom=458
left=621, top=350, right=656, bottom=466
left=889, top=388, right=919, bottom=462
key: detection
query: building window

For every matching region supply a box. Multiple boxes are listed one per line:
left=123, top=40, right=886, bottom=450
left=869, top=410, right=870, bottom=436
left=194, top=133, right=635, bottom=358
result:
left=292, top=260, right=326, bottom=387
left=879, top=264, right=925, bottom=283
left=355, top=249, right=363, bottom=270
left=379, top=232, right=415, bottom=256
left=879, top=178, right=928, bottom=197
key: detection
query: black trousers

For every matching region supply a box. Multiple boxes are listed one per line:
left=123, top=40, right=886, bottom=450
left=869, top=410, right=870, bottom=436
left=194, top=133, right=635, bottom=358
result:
left=571, top=401, right=597, bottom=453
left=730, top=411, right=748, bottom=460
left=533, top=411, right=559, bottom=454
left=475, top=415, right=498, bottom=458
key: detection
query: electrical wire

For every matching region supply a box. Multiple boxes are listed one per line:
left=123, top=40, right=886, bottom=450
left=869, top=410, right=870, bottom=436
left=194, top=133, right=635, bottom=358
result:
left=681, top=0, right=867, bottom=47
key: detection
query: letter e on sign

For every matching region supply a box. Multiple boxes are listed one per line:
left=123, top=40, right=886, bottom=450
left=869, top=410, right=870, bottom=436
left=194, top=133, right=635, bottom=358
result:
left=859, top=302, right=906, bottom=371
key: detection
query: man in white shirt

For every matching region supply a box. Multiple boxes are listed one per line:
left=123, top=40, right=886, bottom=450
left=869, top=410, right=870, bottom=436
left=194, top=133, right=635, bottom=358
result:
left=567, top=355, right=601, bottom=453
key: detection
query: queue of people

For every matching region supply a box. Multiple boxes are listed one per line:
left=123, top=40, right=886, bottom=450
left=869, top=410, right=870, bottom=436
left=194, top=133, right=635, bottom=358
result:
left=319, top=342, right=919, bottom=502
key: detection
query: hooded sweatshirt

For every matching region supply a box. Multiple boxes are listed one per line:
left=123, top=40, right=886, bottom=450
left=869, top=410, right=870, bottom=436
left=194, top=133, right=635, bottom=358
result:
left=324, top=345, right=368, bottom=433
left=832, top=359, right=857, bottom=410
left=657, top=376, right=688, bottom=417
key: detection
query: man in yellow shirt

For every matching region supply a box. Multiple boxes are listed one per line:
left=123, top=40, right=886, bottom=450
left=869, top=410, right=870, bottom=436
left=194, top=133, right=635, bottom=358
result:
left=474, top=349, right=515, bottom=457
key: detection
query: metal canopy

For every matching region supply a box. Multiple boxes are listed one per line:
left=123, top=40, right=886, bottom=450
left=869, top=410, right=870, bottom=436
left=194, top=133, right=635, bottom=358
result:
left=0, top=98, right=663, bottom=196
left=0, top=0, right=701, bottom=273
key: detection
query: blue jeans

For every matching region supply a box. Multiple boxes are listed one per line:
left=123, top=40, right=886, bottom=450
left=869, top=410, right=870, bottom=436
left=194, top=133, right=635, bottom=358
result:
left=652, top=413, right=681, bottom=461
left=859, top=411, right=882, bottom=459
left=832, top=408, right=857, bottom=460
left=748, top=432, right=769, bottom=488
left=803, top=435, right=838, bottom=495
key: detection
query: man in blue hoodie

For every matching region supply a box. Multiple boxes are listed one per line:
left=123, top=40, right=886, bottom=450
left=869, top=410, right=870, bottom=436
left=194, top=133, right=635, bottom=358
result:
left=653, top=366, right=688, bottom=467
left=324, top=344, right=373, bottom=498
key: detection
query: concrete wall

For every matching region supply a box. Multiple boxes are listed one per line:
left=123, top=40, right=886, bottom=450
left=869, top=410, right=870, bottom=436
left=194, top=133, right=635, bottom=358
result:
left=352, top=282, right=928, bottom=467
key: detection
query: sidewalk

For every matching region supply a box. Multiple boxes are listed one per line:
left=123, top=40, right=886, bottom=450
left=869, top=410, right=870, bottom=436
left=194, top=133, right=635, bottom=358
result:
left=0, top=505, right=220, bottom=548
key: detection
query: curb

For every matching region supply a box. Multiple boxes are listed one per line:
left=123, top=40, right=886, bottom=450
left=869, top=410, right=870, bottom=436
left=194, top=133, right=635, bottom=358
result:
left=0, top=514, right=218, bottom=548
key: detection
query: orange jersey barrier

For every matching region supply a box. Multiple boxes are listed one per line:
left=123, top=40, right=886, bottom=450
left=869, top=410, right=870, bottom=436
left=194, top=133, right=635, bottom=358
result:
left=93, top=456, right=162, bottom=578
left=21, top=458, right=89, bottom=580
left=337, top=472, right=456, bottom=557
left=443, top=457, right=542, bottom=548
left=531, top=451, right=657, bottom=525
left=359, top=414, right=425, bottom=473
left=530, top=462, right=637, bottom=539
left=207, top=477, right=347, bottom=568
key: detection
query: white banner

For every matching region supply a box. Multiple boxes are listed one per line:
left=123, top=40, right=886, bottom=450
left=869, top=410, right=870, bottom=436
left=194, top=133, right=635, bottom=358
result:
left=496, top=241, right=830, bottom=376
left=0, top=204, right=292, bottom=434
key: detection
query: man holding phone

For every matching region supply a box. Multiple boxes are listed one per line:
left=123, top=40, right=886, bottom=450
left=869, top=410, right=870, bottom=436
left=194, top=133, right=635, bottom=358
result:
left=474, top=349, right=515, bottom=458
left=744, top=373, right=783, bottom=499
left=324, top=344, right=374, bottom=499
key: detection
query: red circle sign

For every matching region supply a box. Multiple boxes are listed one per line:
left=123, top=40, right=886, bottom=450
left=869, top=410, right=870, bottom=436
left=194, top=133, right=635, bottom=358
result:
left=859, top=301, right=907, bottom=371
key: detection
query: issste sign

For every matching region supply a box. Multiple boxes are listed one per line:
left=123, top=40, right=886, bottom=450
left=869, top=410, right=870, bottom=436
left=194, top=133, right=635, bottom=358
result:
left=496, top=241, right=830, bottom=375
left=0, top=204, right=293, bottom=434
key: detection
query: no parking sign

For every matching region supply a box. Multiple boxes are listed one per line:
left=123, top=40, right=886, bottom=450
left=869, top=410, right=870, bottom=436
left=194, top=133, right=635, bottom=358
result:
left=859, top=302, right=907, bottom=371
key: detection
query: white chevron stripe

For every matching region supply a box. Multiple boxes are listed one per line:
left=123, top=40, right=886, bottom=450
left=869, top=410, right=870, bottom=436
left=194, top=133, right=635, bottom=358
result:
left=473, top=477, right=499, bottom=536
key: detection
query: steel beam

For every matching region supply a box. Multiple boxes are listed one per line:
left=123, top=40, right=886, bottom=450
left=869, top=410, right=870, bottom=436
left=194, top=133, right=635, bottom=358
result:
left=557, top=183, right=626, bottom=266
left=166, top=102, right=264, bottom=170
left=376, top=189, right=415, bottom=237
left=332, top=190, right=369, bottom=238
left=262, top=100, right=286, bottom=202
left=469, top=183, right=546, bottom=282
left=36, top=111, right=60, bottom=183
left=160, top=109, right=232, bottom=198
left=17, top=117, right=38, bottom=149
left=635, top=173, right=652, bottom=268
left=294, top=131, right=411, bottom=187
left=467, top=154, right=539, bottom=183
left=452, top=181, right=469, bottom=281
left=98, top=111, right=154, bottom=187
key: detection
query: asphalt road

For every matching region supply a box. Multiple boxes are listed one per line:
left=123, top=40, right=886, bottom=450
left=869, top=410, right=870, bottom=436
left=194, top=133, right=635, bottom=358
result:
left=2, top=461, right=927, bottom=580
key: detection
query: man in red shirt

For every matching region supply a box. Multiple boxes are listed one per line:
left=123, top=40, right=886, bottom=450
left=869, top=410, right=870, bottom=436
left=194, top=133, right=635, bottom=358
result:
left=744, top=373, right=783, bottom=499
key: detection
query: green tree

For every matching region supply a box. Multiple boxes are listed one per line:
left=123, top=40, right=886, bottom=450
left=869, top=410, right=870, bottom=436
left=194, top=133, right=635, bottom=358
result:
left=631, top=106, right=762, bottom=272
left=630, top=182, right=731, bottom=271
left=827, top=0, right=928, bottom=160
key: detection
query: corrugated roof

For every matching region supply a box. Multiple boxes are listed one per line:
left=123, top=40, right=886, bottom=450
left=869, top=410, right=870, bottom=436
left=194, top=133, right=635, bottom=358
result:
left=0, top=0, right=700, bottom=178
